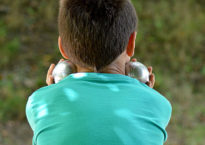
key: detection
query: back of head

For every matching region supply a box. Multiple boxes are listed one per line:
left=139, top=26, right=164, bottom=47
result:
left=58, top=0, right=137, bottom=71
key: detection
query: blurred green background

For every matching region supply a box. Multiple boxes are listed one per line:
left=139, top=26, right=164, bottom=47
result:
left=0, top=0, right=205, bottom=145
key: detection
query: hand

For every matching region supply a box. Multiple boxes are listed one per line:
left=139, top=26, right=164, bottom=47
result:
left=46, top=59, right=64, bottom=85
left=146, top=66, right=155, bottom=88
left=131, top=58, right=155, bottom=88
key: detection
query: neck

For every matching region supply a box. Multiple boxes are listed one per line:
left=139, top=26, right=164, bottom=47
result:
left=98, top=61, right=126, bottom=75
left=77, top=59, right=129, bottom=75
left=76, top=51, right=130, bottom=75
left=76, top=63, right=126, bottom=75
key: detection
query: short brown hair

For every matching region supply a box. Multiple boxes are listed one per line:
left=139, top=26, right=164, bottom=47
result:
left=58, top=0, right=137, bottom=71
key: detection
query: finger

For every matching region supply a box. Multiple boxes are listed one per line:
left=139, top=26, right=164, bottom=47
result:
left=146, top=81, right=151, bottom=87
left=131, top=58, right=137, bottom=62
left=150, top=73, right=155, bottom=81
left=46, top=64, right=55, bottom=83
left=147, top=81, right=153, bottom=88
left=47, top=75, right=54, bottom=85
left=146, top=74, right=155, bottom=88
left=49, top=75, right=54, bottom=85
left=58, top=59, right=64, bottom=63
left=149, top=73, right=153, bottom=81
left=152, top=73, right=155, bottom=87
left=46, top=76, right=50, bottom=85
left=149, top=74, right=155, bottom=88
left=48, top=64, right=55, bottom=76
left=148, top=66, right=152, bottom=75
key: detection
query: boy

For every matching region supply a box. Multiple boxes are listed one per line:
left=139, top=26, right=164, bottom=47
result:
left=26, top=0, right=172, bottom=145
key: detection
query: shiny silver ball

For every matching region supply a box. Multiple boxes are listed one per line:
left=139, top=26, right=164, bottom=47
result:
left=52, top=60, right=77, bottom=83
left=126, top=62, right=150, bottom=83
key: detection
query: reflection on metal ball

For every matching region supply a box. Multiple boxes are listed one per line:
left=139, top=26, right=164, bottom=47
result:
left=126, top=62, right=149, bottom=83
left=52, top=60, right=77, bottom=83
left=52, top=60, right=149, bottom=84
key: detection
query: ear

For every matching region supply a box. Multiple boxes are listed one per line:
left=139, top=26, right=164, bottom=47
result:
left=126, top=31, right=137, bottom=57
left=58, top=36, right=69, bottom=59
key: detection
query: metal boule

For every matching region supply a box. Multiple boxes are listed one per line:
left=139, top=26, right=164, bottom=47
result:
left=52, top=60, right=77, bottom=83
left=126, top=61, right=149, bottom=83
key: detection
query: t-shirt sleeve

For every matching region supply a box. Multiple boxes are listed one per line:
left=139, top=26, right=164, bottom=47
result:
left=144, top=85, right=172, bottom=142
left=154, top=91, right=172, bottom=142
left=25, top=93, right=36, bottom=131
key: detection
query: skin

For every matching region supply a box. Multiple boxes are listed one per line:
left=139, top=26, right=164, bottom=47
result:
left=46, top=32, right=155, bottom=88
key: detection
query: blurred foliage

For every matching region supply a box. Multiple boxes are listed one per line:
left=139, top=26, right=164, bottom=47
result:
left=0, top=0, right=205, bottom=145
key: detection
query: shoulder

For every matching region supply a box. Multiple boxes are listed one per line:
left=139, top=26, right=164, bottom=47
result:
left=26, top=78, right=76, bottom=105
left=25, top=84, right=60, bottom=124
left=142, top=83, right=172, bottom=110
left=147, top=86, right=172, bottom=127
left=28, top=80, right=67, bottom=99
left=138, top=83, right=172, bottom=120
left=26, top=83, right=60, bottom=111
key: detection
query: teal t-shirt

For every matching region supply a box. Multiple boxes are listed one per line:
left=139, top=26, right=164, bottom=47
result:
left=26, top=72, right=172, bottom=145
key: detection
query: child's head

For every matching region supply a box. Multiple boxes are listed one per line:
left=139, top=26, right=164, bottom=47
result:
left=58, top=0, right=137, bottom=71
